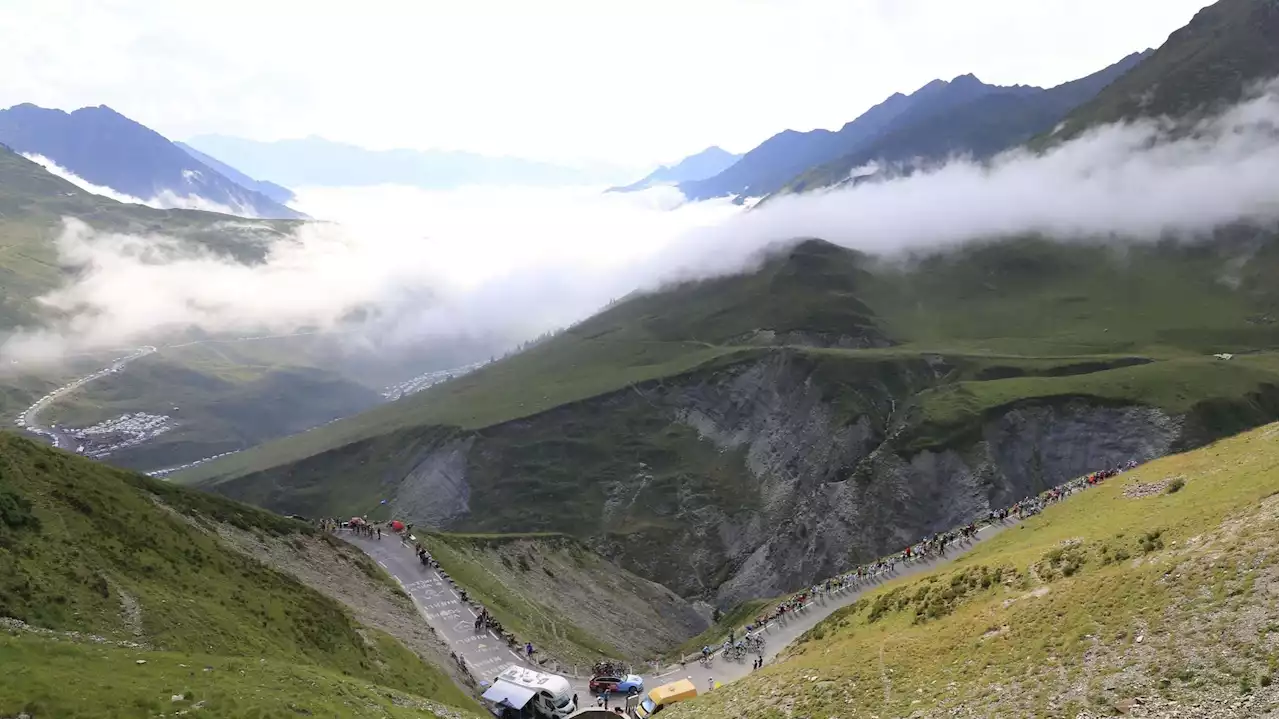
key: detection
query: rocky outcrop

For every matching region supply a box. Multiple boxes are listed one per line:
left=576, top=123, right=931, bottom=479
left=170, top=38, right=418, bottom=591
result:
left=350, top=352, right=1244, bottom=607
left=709, top=402, right=1182, bottom=605
left=391, top=437, right=473, bottom=527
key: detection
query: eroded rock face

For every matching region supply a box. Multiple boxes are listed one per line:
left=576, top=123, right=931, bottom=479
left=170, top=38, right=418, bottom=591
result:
left=386, top=355, right=1190, bottom=606
left=706, top=401, right=1182, bottom=606
left=391, top=437, right=473, bottom=527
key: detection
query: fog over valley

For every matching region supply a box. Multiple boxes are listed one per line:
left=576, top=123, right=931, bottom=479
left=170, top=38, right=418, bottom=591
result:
left=4, top=80, right=1274, bottom=365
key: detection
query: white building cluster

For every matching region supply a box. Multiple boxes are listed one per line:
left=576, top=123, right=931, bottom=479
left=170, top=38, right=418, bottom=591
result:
left=14, top=346, right=157, bottom=449
left=382, top=360, right=488, bottom=401
left=71, top=412, right=173, bottom=458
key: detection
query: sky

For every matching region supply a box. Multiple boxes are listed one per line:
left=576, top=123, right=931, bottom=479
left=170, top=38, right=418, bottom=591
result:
left=0, top=0, right=1217, bottom=168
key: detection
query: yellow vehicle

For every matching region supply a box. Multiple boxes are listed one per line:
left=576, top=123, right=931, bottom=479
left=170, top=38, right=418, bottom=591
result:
left=633, top=679, right=698, bottom=718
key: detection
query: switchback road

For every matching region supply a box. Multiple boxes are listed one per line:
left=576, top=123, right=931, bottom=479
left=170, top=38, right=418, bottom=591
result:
left=346, top=517, right=1017, bottom=706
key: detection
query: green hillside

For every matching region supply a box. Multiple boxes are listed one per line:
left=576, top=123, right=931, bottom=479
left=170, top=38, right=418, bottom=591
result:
left=1050, top=0, right=1278, bottom=141
left=0, top=433, right=480, bottom=717
left=167, top=0, right=1277, bottom=611
left=42, top=343, right=384, bottom=471
left=420, top=532, right=709, bottom=666
left=0, top=147, right=499, bottom=472
left=0, top=145, right=294, bottom=329
left=665, top=422, right=1280, bottom=718
left=181, top=230, right=1277, bottom=489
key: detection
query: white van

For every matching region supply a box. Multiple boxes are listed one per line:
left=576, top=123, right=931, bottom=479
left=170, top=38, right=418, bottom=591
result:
left=483, top=665, right=577, bottom=718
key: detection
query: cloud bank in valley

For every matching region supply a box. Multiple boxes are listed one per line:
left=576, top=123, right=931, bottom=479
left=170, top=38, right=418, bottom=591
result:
left=3, top=81, right=1276, bottom=364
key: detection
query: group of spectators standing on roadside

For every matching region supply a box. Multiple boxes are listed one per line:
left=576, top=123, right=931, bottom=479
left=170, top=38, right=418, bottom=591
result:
left=745, top=459, right=1141, bottom=631
left=317, top=514, right=381, bottom=537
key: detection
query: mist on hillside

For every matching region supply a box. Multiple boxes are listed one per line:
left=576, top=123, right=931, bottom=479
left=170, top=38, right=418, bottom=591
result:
left=3, top=79, right=1276, bottom=364
left=22, top=152, right=250, bottom=216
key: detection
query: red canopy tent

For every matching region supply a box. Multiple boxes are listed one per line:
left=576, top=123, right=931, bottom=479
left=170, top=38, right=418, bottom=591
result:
left=390, top=520, right=405, bottom=531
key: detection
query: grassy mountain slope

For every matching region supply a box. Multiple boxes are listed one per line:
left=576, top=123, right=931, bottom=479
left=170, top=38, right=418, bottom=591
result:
left=0, top=433, right=481, bottom=717
left=0, top=147, right=497, bottom=472
left=182, top=231, right=1276, bottom=489
left=421, top=533, right=709, bottom=666
left=0, top=144, right=294, bottom=329
left=179, top=230, right=1276, bottom=610
left=43, top=345, right=384, bottom=471
left=1050, top=0, right=1279, bottom=141
left=778, top=51, right=1149, bottom=195
left=666, top=422, right=1280, bottom=718
left=156, top=238, right=1028, bottom=481
left=180, top=1, right=1276, bottom=606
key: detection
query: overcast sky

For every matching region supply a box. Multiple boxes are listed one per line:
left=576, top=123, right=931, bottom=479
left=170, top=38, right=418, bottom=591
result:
left=1, top=0, right=1215, bottom=168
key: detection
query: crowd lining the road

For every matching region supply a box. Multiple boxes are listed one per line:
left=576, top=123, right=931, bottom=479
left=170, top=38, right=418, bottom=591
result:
left=739, top=460, right=1140, bottom=635
left=326, top=458, right=1142, bottom=681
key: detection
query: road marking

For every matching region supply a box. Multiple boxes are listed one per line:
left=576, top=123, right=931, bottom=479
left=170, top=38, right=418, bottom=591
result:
left=377, top=560, right=387, bottom=568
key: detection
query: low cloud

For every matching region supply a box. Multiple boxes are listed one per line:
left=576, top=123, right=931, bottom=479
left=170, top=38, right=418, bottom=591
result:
left=642, top=79, right=1279, bottom=282
left=22, top=153, right=248, bottom=216
left=4, top=80, right=1276, bottom=364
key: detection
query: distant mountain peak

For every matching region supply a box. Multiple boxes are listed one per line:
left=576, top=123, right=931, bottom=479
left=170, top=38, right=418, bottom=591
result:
left=607, top=144, right=743, bottom=193
left=0, top=103, right=302, bottom=219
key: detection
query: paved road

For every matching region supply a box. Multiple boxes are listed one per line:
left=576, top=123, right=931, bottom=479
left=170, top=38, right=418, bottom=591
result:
left=350, top=534, right=541, bottom=682
left=346, top=518, right=1018, bottom=705
left=16, top=346, right=158, bottom=449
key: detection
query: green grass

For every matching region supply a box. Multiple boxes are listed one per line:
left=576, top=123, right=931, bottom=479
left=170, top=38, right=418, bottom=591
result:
left=184, top=232, right=1276, bottom=489
left=0, top=146, right=295, bottom=329
left=904, top=353, right=1278, bottom=452
left=0, top=432, right=480, bottom=716
left=1, top=632, right=478, bottom=719
left=412, top=532, right=712, bottom=667
left=1048, top=0, right=1278, bottom=142
left=665, top=422, right=1280, bottom=718
left=180, top=339, right=741, bottom=484
left=670, top=599, right=773, bottom=661
left=173, top=234, right=1276, bottom=625
left=421, top=533, right=622, bottom=664
left=42, top=348, right=382, bottom=471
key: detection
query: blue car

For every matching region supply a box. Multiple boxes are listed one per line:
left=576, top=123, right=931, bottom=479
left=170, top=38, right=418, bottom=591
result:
left=589, top=674, right=644, bottom=695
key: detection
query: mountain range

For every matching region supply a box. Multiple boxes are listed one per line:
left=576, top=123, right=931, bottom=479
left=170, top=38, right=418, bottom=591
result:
left=174, top=140, right=296, bottom=205
left=678, top=73, right=1023, bottom=201
left=777, top=50, right=1152, bottom=195
left=183, top=134, right=638, bottom=190
left=174, top=0, right=1279, bottom=609
left=0, top=104, right=303, bottom=219
left=0, top=0, right=1276, bottom=714
left=607, top=145, right=742, bottom=193
left=679, top=50, right=1150, bottom=202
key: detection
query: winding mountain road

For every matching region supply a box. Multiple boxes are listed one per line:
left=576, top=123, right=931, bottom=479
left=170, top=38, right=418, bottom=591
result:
left=15, top=345, right=157, bottom=449
left=11, top=330, right=364, bottom=472
left=346, top=518, right=1017, bottom=705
